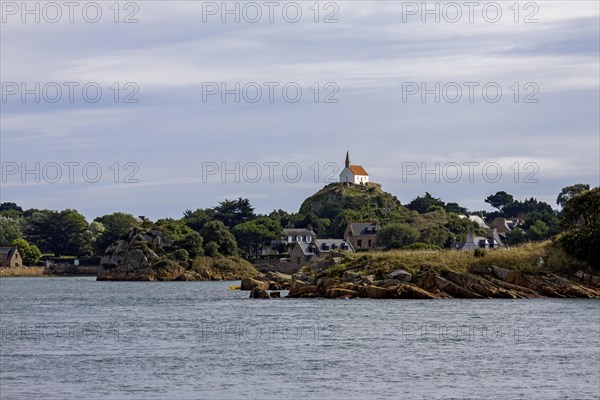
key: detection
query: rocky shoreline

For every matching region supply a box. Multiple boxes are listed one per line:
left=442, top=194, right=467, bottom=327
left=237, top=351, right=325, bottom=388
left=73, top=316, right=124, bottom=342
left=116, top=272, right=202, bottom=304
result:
left=96, top=228, right=256, bottom=281
left=243, top=266, right=600, bottom=299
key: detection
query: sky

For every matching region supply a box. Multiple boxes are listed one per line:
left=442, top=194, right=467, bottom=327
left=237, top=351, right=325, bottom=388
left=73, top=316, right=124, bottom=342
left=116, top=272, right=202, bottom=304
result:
left=1, top=0, right=599, bottom=220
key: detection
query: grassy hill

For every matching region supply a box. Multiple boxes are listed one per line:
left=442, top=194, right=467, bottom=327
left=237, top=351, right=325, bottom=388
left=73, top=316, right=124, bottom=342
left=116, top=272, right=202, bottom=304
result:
left=300, top=182, right=407, bottom=216
left=298, top=182, right=482, bottom=242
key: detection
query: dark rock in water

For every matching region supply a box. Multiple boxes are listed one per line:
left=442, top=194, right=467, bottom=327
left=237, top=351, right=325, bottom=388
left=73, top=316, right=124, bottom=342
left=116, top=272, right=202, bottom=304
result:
left=241, top=277, right=269, bottom=291
left=324, top=288, right=357, bottom=299
left=250, top=287, right=270, bottom=299
left=269, top=291, right=281, bottom=298
left=175, top=271, right=206, bottom=281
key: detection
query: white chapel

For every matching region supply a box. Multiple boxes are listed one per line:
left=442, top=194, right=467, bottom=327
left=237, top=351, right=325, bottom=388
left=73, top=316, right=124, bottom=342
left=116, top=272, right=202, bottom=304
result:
left=339, top=151, right=369, bottom=185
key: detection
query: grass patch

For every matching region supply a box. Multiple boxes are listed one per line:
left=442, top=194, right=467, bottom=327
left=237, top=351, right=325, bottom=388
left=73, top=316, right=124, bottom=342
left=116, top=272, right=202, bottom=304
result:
left=318, top=241, right=590, bottom=278
left=192, top=255, right=258, bottom=279
left=0, top=267, right=49, bottom=277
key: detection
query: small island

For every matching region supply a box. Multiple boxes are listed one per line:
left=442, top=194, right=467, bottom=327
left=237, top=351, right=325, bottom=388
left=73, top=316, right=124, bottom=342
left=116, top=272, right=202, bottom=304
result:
left=1, top=153, right=598, bottom=300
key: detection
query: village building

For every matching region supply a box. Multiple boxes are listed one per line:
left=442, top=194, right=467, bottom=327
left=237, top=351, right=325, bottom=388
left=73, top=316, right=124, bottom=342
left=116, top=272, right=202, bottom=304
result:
left=458, top=214, right=489, bottom=229
left=344, top=222, right=378, bottom=250
left=290, top=238, right=354, bottom=266
left=0, top=247, right=23, bottom=268
left=460, top=229, right=504, bottom=251
left=262, top=227, right=317, bottom=255
left=491, top=218, right=521, bottom=240
left=339, top=151, right=369, bottom=185
left=281, top=228, right=315, bottom=244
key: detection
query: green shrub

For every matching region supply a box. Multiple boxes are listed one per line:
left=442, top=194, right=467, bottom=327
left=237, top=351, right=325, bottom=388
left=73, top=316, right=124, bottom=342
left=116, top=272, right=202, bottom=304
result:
left=473, top=248, right=486, bottom=258
left=402, top=242, right=441, bottom=250
left=173, top=249, right=189, bottom=262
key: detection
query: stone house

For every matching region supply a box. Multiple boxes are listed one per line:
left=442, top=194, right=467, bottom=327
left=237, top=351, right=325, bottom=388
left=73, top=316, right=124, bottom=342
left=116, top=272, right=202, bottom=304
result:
left=0, top=247, right=23, bottom=268
left=290, top=239, right=354, bottom=266
left=262, top=227, right=317, bottom=256
left=460, top=229, right=504, bottom=251
left=344, top=222, right=378, bottom=250
left=491, top=218, right=521, bottom=240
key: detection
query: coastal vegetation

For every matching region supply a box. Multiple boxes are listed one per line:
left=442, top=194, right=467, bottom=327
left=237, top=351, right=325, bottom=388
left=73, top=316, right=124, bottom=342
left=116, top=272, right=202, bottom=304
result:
left=0, top=184, right=597, bottom=280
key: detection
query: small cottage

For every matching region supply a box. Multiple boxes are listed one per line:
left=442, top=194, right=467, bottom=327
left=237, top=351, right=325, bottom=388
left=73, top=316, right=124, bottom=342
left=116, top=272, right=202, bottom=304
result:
left=344, top=222, right=378, bottom=250
left=0, top=247, right=23, bottom=268
left=290, top=239, right=354, bottom=266
left=461, top=229, right=504, bottom=251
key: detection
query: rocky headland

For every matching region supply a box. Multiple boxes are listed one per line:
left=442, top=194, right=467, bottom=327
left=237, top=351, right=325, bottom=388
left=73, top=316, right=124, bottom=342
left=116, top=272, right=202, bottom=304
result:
left=97, top=228, right=256, bottom=281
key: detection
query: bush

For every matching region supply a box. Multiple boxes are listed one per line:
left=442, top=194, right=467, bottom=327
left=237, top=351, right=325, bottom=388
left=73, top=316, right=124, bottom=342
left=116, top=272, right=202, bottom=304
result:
left=473, top=248, right=486, bottom=258
left=376, top=223, right=420, bottom=249
left=12, top=238, right=42, bottom=265
left=173, top=249, right=189, bottom=262
left=402, top=242, right=441, bottom=250
left=204, top=242, right=220, bottom=257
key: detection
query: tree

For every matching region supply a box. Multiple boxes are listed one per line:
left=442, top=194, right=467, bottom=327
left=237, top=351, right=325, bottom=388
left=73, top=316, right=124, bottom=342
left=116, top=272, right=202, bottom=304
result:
left=0, top=202, right=24, bottom=218
left=520, top=210, right=560, bottom=239
left=0, top=217, right=23, bottom=244
left=527, top=220, right=549, bottom=241
left=485, top=191, right=514, bottom=211
left=328, top=209, right=363, bottom=238
left=201, top=220, right=237, bottom=256
left=94, top=212, right=138, bottom=254
left=418, top=225, right=451, bottom=248
left=25, top=209, right=90, bottom=256
left=155, top=219, right=204, bottom=258
left=559, top=187, right=599, bottom=267
left=85, top=221, right=105, bottom=254
left=182, top=208, right=215, bottom=232
left=213, top=198, right=255, bottom=228
left=295, top=212, right=329, bottom=236
left=501, top=197, right=553, bottom=219
left=232, top=220, right=278, bottom=256
left=505, top=227, right=528, bottom=246
left=445, top=202, right=468, bottom=214
left=11, top=238, right=42, bottom=265
left=376, top=223, right=420, bottom=249
left=406, top=193, right=445, bottom=214
left=268, top=209, right=300, bottom=228
left=556, top=184, right=590, bottom=208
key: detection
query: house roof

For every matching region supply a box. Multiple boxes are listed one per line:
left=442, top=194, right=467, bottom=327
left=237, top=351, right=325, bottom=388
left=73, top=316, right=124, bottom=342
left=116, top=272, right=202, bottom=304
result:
left=348, top=222, right=378, bottom=236
left=468, top=215, right=489, bottom=229
left=296, top=242, right=315, bottom=256
left=314, top=239, right=354, bottom=252
left=349, top=165, right=368, bottom=176
left=283, top=228, right=316, bottom=237
left=0, top=247, right=17, bottom=260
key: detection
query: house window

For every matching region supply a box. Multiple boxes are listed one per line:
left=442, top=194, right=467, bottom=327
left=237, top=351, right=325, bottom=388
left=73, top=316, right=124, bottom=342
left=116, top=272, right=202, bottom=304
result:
left=368, top=240, right=372, bottom=247
left=288, top=236, right=293, bottom=242
left=296, top=257, right=301, bottom=264
left=357, top=239, right=362, bottom=247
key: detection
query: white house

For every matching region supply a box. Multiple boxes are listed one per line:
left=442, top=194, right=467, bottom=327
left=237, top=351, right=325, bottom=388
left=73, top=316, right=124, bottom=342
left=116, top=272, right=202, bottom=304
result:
left=339, top=151, right=369, bottom=185
left=461, top=229, right=504, bottom=251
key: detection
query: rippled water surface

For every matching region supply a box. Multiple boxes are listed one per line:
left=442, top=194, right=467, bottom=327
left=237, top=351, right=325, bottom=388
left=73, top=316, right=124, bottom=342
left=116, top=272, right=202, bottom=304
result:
left=1, top=277, right=599, bottom=399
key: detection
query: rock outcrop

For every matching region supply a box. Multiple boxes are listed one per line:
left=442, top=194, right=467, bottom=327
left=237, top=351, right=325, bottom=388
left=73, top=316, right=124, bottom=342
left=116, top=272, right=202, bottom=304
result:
left=240, top=272, right=292, bottom=291
left=284, top=266, right=600, bottom=300
left=98, top=229, right=200, bottom=281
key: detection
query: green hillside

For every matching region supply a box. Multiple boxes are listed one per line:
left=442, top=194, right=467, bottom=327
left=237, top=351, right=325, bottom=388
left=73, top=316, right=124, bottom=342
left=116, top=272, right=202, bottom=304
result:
left=300, top=182, right=408, bottom=219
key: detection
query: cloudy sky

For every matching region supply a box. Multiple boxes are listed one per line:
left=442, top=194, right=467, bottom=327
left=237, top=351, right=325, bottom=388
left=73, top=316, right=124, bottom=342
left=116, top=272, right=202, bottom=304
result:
left=1, top=1, right=599, bottom=220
